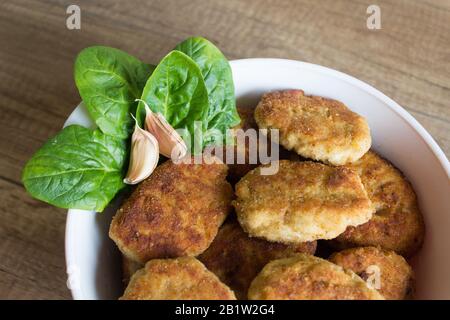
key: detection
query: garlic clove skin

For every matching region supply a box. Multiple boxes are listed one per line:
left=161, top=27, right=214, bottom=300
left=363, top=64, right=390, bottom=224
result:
left=123, top=122, right=159, bottom=185
left=149, top=111, right=187, bottom=160
left=136, top=99, right=188, bottom=160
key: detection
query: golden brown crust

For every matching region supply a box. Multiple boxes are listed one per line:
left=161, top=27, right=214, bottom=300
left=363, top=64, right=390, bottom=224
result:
left=332, top=151, right=425, bottom=257
left=329, top=246, right=414, bottom=300
left=121, top=257, right=236, bottom=300
left=248, top=254, right=384, bottom=300
left=233, top=160, right=374, bottom=243
left=254, top=90, right=371, bottom=165
left=198, top=220, right=316, bottom=299
left=109, top=156, right=233, bottom=263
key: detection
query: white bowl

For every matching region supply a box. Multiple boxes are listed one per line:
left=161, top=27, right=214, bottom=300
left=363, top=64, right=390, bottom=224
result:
left=65, top=58, right=450, bottom=300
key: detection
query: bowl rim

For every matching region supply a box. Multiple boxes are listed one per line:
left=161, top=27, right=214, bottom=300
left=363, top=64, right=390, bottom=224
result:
left=65, top=58, right=450, bottom=300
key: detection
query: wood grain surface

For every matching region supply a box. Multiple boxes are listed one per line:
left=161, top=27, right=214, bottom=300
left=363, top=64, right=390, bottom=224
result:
left=0, top=0, right=448, bottom=299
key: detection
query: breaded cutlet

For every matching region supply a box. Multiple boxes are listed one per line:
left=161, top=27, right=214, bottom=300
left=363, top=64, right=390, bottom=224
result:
left=233, top=160, right=375, bottom=243
left=332, top=151, right=425, bottom=257
left=254, top=90, right=371, bottom=165
left=121, top=257, right=236, bottom=300
left=109, top=155, right=233, bottom=264
left=248, top=254, right=384, bottom=300
left=329, top=246, right=414, bottom=299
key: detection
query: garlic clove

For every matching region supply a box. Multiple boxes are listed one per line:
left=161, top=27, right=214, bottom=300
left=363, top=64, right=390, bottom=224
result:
left=123, top=120, right=159, bottom=185
left=136, top=99, right=187, bottom=160
left=150, top=111, right=187, bottom=160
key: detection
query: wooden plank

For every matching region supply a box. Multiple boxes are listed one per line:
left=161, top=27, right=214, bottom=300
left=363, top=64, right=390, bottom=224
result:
left=0, top=179, right=70, bottom=299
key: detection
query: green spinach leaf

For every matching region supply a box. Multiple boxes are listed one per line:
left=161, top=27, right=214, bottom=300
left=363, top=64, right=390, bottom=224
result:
left=175, top=37, right=240, bottom=144
left=75, top=46, right=154, bottom=139
left=136, top=50, right=209, bottom=151
left=22, top=125, right=127, bottom=211
left=23, top=38, right=239, bottom=212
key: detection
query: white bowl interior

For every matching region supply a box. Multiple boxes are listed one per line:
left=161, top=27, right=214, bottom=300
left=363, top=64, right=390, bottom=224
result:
left=65, top=59, right=450, bottom=300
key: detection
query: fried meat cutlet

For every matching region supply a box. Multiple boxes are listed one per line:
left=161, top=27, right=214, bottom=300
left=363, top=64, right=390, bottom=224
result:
left=233, top=160, right=374, bottom=243
left=248, top=254, right=384, bottom=300
left=329, top=246, right=414, bottom=299
left=332, top=151, right=425, bottom=257
left=254, top=90, right=371, bottom=165
left=121, top=257, right=236, bottom=300
left=109, top=156, right=233, bottom=264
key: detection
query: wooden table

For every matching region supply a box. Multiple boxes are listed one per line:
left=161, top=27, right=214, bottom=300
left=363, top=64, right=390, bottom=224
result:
left=0, top=0, right=448, bottom=299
